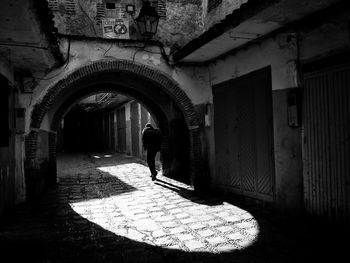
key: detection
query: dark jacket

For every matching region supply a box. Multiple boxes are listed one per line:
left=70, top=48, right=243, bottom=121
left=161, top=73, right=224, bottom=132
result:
left=142, top=126, right=162, bottom=151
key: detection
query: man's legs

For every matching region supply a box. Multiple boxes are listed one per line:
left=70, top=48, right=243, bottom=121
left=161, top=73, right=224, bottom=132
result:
left=147, top=148, right=157, bottom=180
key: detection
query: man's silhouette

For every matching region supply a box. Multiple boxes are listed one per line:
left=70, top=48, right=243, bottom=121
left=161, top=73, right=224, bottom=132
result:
left=142, top=123, right=162, bottom=181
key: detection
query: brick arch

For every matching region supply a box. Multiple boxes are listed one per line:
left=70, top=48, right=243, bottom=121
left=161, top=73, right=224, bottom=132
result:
left=49, top=86, right=173, bottom=183
left=26, top=59, right=203, bottom=190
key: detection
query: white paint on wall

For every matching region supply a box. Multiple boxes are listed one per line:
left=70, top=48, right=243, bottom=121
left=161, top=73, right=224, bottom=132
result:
left=40, top=115, right=51, bottom=132
left=172, top=65, right=212, bottom=104
left=22, top=38, right=212, bottom=135
left=209, top=32, right=298, bottom=91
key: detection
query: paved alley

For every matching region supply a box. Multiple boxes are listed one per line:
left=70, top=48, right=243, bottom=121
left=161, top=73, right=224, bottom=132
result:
left=0, top=153, right=347, bottom=263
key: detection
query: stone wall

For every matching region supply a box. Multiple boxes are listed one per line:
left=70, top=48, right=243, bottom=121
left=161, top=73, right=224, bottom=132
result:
left=49, top=0, right=203, bottom=49
left=202, top=0, right=248, bottom=31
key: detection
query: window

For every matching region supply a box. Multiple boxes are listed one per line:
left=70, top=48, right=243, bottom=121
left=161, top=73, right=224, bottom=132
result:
left=64, top=0, right=76, bottom=15
left=95, top=2, right=105, bottom=25
left=47, top=0, right=75, bottom=15
left=207, top=0, right=222, bottom=13
left=47, top=0, right=58, bottom=11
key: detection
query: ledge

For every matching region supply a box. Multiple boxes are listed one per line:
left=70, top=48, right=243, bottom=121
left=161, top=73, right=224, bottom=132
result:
left=171, top=0, right=279, bottom=63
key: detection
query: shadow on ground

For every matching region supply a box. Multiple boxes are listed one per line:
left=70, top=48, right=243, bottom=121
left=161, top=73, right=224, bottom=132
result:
left=0, top=153, right=347, bottom=263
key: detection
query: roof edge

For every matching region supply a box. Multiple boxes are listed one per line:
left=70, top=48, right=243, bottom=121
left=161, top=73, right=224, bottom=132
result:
left=171, top=0, right=279, bottom=63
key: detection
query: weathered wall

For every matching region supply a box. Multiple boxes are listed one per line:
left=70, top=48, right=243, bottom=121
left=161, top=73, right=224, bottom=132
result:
left=49, top=0, right=203, bottom=49
left=206, top=9, right=350, bottom=214
left=208, top=31, right=302, bottom=212
left=161, top=0, right=203, bottom=50
left=272, top=88, right=303, bottom=212
left=209, top=32, right=298, bottom=89
left=202, top=0, right=248, bottom=31
left=24, top=38, right=211, bottom=134
left=26, top=130, right=50, bottom=202
left=21, top=38, right=209, bottom=195
left=0, top=58, right=26, bottom=214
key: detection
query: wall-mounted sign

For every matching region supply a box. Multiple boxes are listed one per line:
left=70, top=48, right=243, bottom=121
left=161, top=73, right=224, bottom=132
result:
left=102, top=18, right=129, bottom=39
left=125, top=4, right=135, bottom=14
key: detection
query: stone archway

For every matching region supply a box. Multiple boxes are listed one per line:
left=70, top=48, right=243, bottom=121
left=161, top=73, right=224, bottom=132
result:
left=25, top=59, right=203, bottom=200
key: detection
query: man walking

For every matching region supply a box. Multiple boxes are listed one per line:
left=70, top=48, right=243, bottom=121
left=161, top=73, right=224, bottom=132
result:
left=142, top=123, right=162, bottom=181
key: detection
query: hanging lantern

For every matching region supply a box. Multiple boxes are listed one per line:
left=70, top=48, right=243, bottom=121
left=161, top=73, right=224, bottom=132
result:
left=135, top=1, right=160, bottom=38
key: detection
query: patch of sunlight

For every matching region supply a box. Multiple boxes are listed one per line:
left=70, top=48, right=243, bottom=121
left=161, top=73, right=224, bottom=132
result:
left=70, top=192, right=260, bottom=253
left=97, top=163, right=148, bottom=176
left=92, top=155, right=101, bottom=159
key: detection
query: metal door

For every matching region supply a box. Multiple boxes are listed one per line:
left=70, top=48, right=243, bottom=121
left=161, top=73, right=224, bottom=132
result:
left=213, top=67, right=274, bottom=201
left=303, top=63, right=350, bottom=222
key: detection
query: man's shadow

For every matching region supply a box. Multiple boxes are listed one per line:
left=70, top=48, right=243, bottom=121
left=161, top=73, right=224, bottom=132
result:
left=155, top=179, right=223, bottom=206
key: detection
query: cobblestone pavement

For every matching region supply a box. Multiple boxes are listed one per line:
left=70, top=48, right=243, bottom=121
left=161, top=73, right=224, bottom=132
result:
left=0, top=153, right=347, bottom=263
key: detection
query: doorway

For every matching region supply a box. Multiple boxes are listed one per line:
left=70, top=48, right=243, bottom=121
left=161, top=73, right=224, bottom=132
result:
left=303, top=61, right=350, bottom=221
left=213, top=67, right=275, bottom=201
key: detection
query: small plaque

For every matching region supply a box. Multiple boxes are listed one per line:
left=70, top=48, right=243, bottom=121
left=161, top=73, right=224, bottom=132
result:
left=102, top=18, right=130, bottom=39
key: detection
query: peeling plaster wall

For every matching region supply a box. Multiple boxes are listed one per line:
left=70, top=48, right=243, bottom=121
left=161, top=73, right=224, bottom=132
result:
left=158, top=0, right=203, bottom=49
left=50, top=0, right=203, bottom=49
left=23, top=38, right=211, bottom=134
left=209, top=32, right=298, bottom=89
left=203, top=0, right=248, bottom=31
left=20, top=38, right=211, bottom=194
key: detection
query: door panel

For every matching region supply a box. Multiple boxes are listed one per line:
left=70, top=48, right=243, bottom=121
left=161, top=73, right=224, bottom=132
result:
left=213, top=67, right=274, bottom=201
left=238, top=84, right=256, bottom=194
left=117, top=108, right=126, bottom=153
left=255, top=73, right=274, bottom=196
left=214, top=81, right=239, bottom=188
left=303, top=63, right=350, bottom=222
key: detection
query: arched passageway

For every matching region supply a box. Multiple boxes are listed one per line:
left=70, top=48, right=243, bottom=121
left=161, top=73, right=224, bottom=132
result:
left=25, top=60, right=203, bottom=200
